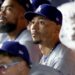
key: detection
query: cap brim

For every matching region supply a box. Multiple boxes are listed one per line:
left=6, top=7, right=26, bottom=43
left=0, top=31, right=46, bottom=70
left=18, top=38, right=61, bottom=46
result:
left=25, top=11, right=39, bottom=21
left=0, top=49, right=10, bottom=55
left=25, top=11, right=46, bottom=21
left=0, top=49, right=6, bottom=52
left=0, top=48, right=18, bottom=56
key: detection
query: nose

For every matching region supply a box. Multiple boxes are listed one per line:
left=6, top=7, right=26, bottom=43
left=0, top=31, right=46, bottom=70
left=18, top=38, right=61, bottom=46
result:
left=31, top=21, right=39, bottom=30
left=0, top=8, right=6, bottom=16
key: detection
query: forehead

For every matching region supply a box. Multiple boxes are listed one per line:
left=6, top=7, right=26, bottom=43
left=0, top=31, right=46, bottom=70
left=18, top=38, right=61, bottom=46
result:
left=32, top=16, right=57, bottom=25
left=32, top=16, right=47, bottom=20
left=2, top=0, right=19, bottom=7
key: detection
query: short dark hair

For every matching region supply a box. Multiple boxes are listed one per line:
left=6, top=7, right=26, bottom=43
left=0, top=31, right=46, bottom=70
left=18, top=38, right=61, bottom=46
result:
left=17, top=0, right=31, bottom=11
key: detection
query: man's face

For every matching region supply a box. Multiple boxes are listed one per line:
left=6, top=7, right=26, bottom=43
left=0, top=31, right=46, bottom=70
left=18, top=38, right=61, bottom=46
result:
left=0, top=54, right=29, bottom=75
left=0, top=0, right=22, bottom=33
left=29, top=16, right=60, bottom=44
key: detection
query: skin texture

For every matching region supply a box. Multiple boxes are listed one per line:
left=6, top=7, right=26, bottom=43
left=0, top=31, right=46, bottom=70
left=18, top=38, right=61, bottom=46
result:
left=29, top=16, right=61, bottom=55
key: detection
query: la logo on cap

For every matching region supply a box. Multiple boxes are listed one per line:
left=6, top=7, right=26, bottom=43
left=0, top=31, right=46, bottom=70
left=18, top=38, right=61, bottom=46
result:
left=35, top=6, right=41, bottom=13
left=56, top=17, right=59, bottom=22
left=19, top=50, right=24, bottom=55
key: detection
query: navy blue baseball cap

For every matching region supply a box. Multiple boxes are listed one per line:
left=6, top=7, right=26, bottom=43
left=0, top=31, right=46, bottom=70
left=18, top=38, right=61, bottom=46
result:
left=0, top=41, right=31, bottom=65
left=30, top=0, right=51, bottom=11
left=25, top=4, right=62, bottom=24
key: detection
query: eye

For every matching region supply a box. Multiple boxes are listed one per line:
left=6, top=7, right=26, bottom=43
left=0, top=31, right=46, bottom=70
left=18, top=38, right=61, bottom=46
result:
left=6, top=7, right=13, bottom=11
left=0, top=6, right=13, bottom=11
left=30, top=20, right=35, bottom=24
left=39, top=20, right=46, bottom=25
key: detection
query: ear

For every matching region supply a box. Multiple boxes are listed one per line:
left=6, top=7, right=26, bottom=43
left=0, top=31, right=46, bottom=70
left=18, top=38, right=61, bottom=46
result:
left=56, top=25, right=61, bottom=32
left=27, top=23, right=31, bottom=30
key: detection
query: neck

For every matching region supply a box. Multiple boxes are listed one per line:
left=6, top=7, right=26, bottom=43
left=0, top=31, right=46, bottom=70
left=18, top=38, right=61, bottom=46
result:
left=39, top=45, right=52, bottom=55
left=8, top=28, right=25, bottom=40
left=39, top=40, right=59, bottom=55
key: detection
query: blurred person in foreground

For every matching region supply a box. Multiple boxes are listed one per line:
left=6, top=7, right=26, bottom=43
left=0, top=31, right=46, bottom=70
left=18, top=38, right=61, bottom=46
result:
left=0, top=0, right=41, bottom=63
left=58, top=1, right=75, bottom=50
left=25, top=4, right=75, bottom=75
left=0, top=41, right=31, bottom=75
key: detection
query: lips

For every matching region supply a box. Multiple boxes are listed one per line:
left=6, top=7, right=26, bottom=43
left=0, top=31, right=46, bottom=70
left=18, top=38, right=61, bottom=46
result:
left=31, top=33, right=37, bottom=37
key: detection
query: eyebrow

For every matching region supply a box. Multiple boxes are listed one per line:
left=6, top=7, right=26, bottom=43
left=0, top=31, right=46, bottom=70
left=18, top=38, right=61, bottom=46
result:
left=37, top=16, right=45, bottom=19
left=37, top=16, right=48, bottom=20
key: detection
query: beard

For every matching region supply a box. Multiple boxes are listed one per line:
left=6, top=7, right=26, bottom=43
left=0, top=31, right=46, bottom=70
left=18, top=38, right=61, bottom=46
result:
left=0, top=22, right=17, bottom=33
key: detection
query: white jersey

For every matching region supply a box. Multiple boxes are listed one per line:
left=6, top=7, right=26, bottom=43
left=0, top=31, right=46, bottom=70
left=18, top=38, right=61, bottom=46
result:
left=40, top=44, right=75, bottom=75
left=1, top=29, right=41, bottom=63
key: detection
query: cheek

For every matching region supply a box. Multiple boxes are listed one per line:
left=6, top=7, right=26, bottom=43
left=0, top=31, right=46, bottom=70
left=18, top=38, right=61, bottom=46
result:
left=39, top=25, right=45, bottom=33
left=5, top=67, right=19, bottom=75
left=17, top=63, right=29, bottom=75
left=6, top=11, right=18, bottom=23
left=43, top=27, right=54, bottom=39
left=39, top=28, right=47, bottom=39
left=40, top=27, right=50, bottom=35
left=5, top=64, right=26, bottom=75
